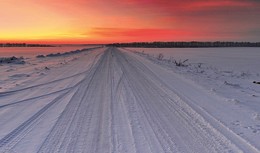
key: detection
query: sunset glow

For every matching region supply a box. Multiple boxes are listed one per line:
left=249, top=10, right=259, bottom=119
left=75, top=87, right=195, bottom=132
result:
left=1, top=0, right=260, bottom=44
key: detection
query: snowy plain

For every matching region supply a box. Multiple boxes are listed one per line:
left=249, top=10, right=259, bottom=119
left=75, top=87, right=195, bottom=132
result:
left=0, top=45, right=98, bottom=58
left=0, top=47, right=259, bottom=152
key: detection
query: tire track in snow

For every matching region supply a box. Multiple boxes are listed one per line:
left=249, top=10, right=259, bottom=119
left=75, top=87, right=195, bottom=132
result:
left=37, top=49, right=122, bottom=153
left=0, top=50, right=103, bottom=109
left=0, top=50, right=103, bottom=97
left=38, top=48, right=139, bottom=153
left=0, top=49, right=104, bottom=152
left=37, top=50, right=108, bottom=153
left=2, top=47, right=258, bottom=152
left=0, top=90, right=70, bottom=152
left=115, top=51, right=180, bottom=153
left=110, top=53, right=137, bottom=153
left=0, top=87, right=72, bottom=109
left=122, top=48, right=260, bottom=153
left=115, top=49, right=243, bottom=152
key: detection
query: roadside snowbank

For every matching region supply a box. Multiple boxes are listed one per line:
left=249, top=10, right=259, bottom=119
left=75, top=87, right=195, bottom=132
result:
left=36, top=47, right=101, bottom=58
left=0, top=56, right=25, bottom=64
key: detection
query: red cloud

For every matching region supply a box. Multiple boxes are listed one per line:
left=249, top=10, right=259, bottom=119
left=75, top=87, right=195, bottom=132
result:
left=89, top=27, right=225, bottom=42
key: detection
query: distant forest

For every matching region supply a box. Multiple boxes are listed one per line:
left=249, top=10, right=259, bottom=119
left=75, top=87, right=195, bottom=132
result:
left=0, top=43, right=54, bottom=47
left=107, top=41, right=260, bottom=48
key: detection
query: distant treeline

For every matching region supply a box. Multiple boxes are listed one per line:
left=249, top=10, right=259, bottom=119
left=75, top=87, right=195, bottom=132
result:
left=107, top=41, right=260, bottom=48
left=0, top=43, right=54, bottom=47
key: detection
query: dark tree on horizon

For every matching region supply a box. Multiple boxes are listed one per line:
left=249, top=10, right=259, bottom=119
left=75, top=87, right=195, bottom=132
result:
left=107, top=41, right=260, bottom=48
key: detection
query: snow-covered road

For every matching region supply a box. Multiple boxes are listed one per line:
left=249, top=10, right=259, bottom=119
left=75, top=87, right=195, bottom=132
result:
left=0, top=47, right=259, bottom=153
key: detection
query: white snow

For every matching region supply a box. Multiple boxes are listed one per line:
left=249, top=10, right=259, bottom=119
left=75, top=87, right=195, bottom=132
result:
left=128, top=47, right=260, bottom=72
left=126, top=47, right=260, bottom=150
left=0, top=47, right=259, bottom=153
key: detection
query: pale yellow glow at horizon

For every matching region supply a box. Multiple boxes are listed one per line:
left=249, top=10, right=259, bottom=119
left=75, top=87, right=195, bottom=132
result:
left=0, top=0, right=259, bottom=43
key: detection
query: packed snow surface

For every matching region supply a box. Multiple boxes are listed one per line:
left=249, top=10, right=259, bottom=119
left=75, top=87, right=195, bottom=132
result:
left=0, top=47, right=259, bottom=153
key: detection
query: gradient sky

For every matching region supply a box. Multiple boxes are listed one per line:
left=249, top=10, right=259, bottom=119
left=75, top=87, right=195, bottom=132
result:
left=0, top=0, right=260, bottom=44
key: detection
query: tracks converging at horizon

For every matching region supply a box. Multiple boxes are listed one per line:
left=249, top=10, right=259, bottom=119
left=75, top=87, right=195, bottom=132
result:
left=0, top=47, right=259, bottom=153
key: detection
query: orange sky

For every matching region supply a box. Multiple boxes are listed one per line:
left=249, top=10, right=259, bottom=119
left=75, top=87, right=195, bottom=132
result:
left=0, top=0, right=260, bottom=44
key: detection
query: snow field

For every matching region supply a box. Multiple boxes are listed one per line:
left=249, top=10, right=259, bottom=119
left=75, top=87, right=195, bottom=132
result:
left=0, top=47, right=259, bottom=152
